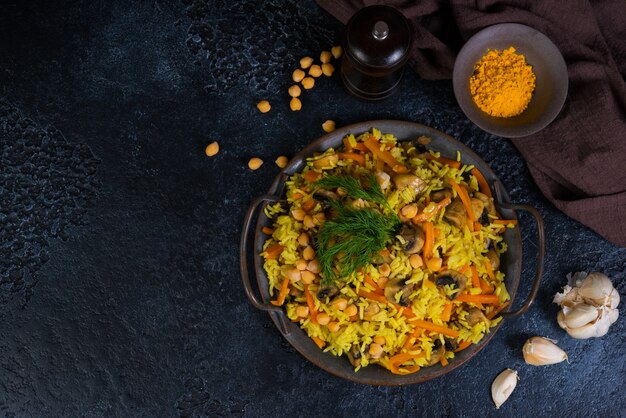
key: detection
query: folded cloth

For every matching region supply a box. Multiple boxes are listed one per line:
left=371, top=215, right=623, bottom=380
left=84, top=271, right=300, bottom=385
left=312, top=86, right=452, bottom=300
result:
left=317, top=0, right=626, bottom=247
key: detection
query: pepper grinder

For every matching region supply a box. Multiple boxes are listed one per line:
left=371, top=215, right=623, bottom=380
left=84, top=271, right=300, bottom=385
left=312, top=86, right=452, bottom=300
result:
left=341, top=5, right=412, bottom=101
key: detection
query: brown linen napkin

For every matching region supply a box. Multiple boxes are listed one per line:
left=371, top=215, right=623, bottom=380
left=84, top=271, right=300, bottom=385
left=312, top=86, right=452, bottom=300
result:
left=317, top=0, right=626, bottom=247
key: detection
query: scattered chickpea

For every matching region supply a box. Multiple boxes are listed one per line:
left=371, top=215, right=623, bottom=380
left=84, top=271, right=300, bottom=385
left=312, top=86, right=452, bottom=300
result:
left=286, top=268, right=301, bottom=282
left=296, top=305, right=309, bottom=318
left=331, top=46, right=342, bottom=59
left=302, top=246, right=315, bottom=261
left=317, top=313, right=331, bottom=325
left=256, top=100, right=271, bottom=113
left=378, top=263, right=391, bottom=277
left=292, top=208, right=306, bottom=221
left=307, top=259, right=320, bottom=273
left=295, top=259, right=308, bottom=271
left=334, top=298, right=348, bottom=311
left=345, top=304, right=358, bottom=317
left=327, top=321, right=341, bottom=332
left=248, top=157, right=263, bottom=170
left=369, top=343, right=384, bottom=358
left=373, top=336, right=386, bottom=346
left=300, top=56, right=313, bottom=69
left=322, top=120, right=336, bottom=133
left=205, top=141, right=219, bottom=157
left=297, top=232, right=310, bottom=246
left=409, top=254, right=423, bottom=269
left=308, top=64, right=323, bottom=78
left=288, top=84, right=301, bottom=98
left=292, top=68, right=305, bottom=82
left=320, top=50, right=332, bottom=63
left=275, top=155, right=288, bottom=168
left=290, top=97, right=302, bottom=111
left=301, top=77, right=315, bottom=89
left=300, top=270, right=315, bottom=284
left=321, top=63, right=335, bottom=77
left=401, top=204, right=418, bottom=219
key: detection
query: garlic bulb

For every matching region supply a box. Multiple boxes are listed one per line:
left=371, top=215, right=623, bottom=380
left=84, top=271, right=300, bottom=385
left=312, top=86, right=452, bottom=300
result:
left=522, top=337, right=568, bottom=366
left=491, top=369, right=518, bottom=409
left=553, top=272, right=620, bottom=339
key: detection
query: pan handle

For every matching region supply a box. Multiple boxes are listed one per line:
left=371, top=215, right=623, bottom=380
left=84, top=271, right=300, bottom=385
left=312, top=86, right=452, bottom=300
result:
left=498, top=202, right=545, bottom=318
left=240, top=195, right=291, bottom=335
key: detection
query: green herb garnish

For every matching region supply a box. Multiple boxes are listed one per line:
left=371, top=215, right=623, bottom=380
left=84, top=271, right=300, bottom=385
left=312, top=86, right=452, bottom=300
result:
left=313, top=175, right=400, bottom=285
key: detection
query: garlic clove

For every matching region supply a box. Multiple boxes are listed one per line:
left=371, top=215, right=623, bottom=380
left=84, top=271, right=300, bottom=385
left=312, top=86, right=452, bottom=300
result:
left=578, top=272, right=615, bottom=306
left=522, top=336, right=568, bottom=366
left=491, top=368, right=518, bottom=409
left=607, top=288, right=620, bottom=310
left=562, top=304, right=600, bottom=329
left=557, top=310, right=567, bottom=329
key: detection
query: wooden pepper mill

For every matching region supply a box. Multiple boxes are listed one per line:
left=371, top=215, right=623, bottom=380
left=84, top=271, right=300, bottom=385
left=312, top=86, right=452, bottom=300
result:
left=341, top=5, right=412, bottom=101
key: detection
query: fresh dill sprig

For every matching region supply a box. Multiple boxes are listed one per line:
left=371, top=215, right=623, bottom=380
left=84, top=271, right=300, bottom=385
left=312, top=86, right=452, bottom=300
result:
left=315, top=174, right=392, bottom=213
left=313, top=184, right=400, bottom=285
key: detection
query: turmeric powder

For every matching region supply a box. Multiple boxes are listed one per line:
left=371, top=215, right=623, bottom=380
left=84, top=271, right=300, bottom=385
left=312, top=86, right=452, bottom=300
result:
left=469, top=47, right=536, bottom=118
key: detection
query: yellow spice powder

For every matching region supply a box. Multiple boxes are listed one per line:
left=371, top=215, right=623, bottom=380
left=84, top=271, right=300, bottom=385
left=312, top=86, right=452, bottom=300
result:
left=469, top=47, right=536, bottom=118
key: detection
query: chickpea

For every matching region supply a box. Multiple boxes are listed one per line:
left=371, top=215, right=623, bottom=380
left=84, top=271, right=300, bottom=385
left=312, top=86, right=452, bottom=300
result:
left=364, top=303, right=380, bottom=319
left=322, top=120, right=336, bottom=133
left=409, top=254, right=423, bottom=269
left=295, top=259, right=308, bottom=271
left=307, top=259, right=320, bottom=273
left=317, top=313, right=331, bottom=325
left=301, top=77, right=315, bottom=90
left=373, top=336, right=386, bottom=346
left=303, top=215, right=315, bottom=229
left=345, top=304, right=358, bottom=317
left=302, top=246, right=315, bottom=261
left=308, top=64, right=322, bottom=78
left=300, top=56, right=313, bottom=69
left=321, top=63, right=335, bottom=77
left=290, top=97, right=302, bottom=111
left=300, top=270, right=315, bottom=284
left=369, top=343, right=384, bottom=358
left=378, top=263, right=391, bottom=277
left=401, top=204, right=418, bottom=219
left=296, top=305, right=309, bottom=318
left=285, top=268, right=301, bottom=282
left=204, top=141, right=219, bottom=157
left=288, top=84, right=301, bottom=98
left=377, top=276, right=388, bottom=289
left=248, top=157, right=263, bottom=170
left=256, top=100, right=271, bottom=113
left=275, top=155, right=288, bottom=168
left=331, top=46, right=342, bottom=59
left=292, top=68, right=305, bottom=82
left=327, top=321, right=341, bottom=332
left=291, top=208, right=306, bottom=221
left=297, top=232, right=310, bottom=246
left=334, top=298, right=348, bottom=311
left=320, top=50, right=332, bottom=64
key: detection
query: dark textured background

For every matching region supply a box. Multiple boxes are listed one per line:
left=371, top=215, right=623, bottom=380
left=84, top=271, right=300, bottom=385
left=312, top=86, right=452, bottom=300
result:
left=0, top=1, right=623, bottom=417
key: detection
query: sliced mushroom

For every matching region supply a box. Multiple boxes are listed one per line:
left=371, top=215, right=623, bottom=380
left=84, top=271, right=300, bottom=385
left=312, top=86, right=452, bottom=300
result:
left=465, top=307, right=488, bottom=326
left=444, top=337, right=459, bottom=351
left=384, top=278, right=414, bottom=306
left=426, top=340, right=445, bottom=366
left=317, top=285, right=339, bottom=300
left=474, top=191, right=497, bottom=216
left=436, top=270, right=467, bottom=299
left=393, top=174, right=426, bottom=195
left=400, top=139, right=428, bottom=158
left=470, top=197, right=485, bottom=221
left=399, top=223, right=425, bottom=254
left=486, top=249, right=500, bottom=271
left=443, top=198, right=467, bottom=229
left=346, top=345, right=362, bottom=368
left=430, top=189, right=452, bottom=203
left=313, top=189, right=339, bottom=203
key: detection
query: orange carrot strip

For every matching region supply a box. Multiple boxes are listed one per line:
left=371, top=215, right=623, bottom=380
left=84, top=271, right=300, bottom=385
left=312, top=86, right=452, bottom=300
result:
left=459, top=264, right=469, bottom=274
left=423, top=221, right=434, bottom=259
left=448, top=179, right=477, bottom=222
left=471, top=167, right=492, bottom=198
left=456, top=294, right=500, bottom=304
left=311, top=335, right=326, bottom=349
left=342, top=136, right=353, bottom=151
left=487, top=301, right=510, bottom=319
left=304, top=284, right=318, bottom=324
left=338, top=152, right=366, bottom=166
left=493, top=219, right=518, bottom=226
left=270, top=276, right=290, bottom=306
left=363, top=275, right=382, bottom=294
left=474, top=222, right=482, bottom=231
left=425, top=154, right=462, bottom=169
left=466, top=217, right=475, bottom=232
left=485, top=260, right=496, bottom=281
left=470, top=265, right=481, bottom=289
left=292, top=192, right=304, bottom=200
left=454, top=340, right=472, bottom=353
left=264, top=243, right=284, bottom=260
left=408, top=319, right=460, bottom=338
left=362, top=135, right=408, bottom=173
left=480, top=277, right=495, bottom=294
left=440, top=356, right=449, bottom=367
left=261, top=226, right=274, bottom=235
left=303, top=170, right=321, bottom=183
left=358, top=289, right=388, bottom=305
left=440, top=302, right=453, bottom=322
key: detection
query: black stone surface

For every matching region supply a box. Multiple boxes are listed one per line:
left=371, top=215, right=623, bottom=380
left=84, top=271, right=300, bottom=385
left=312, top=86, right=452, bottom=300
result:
left=0, top=1, right=623, bottom=417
